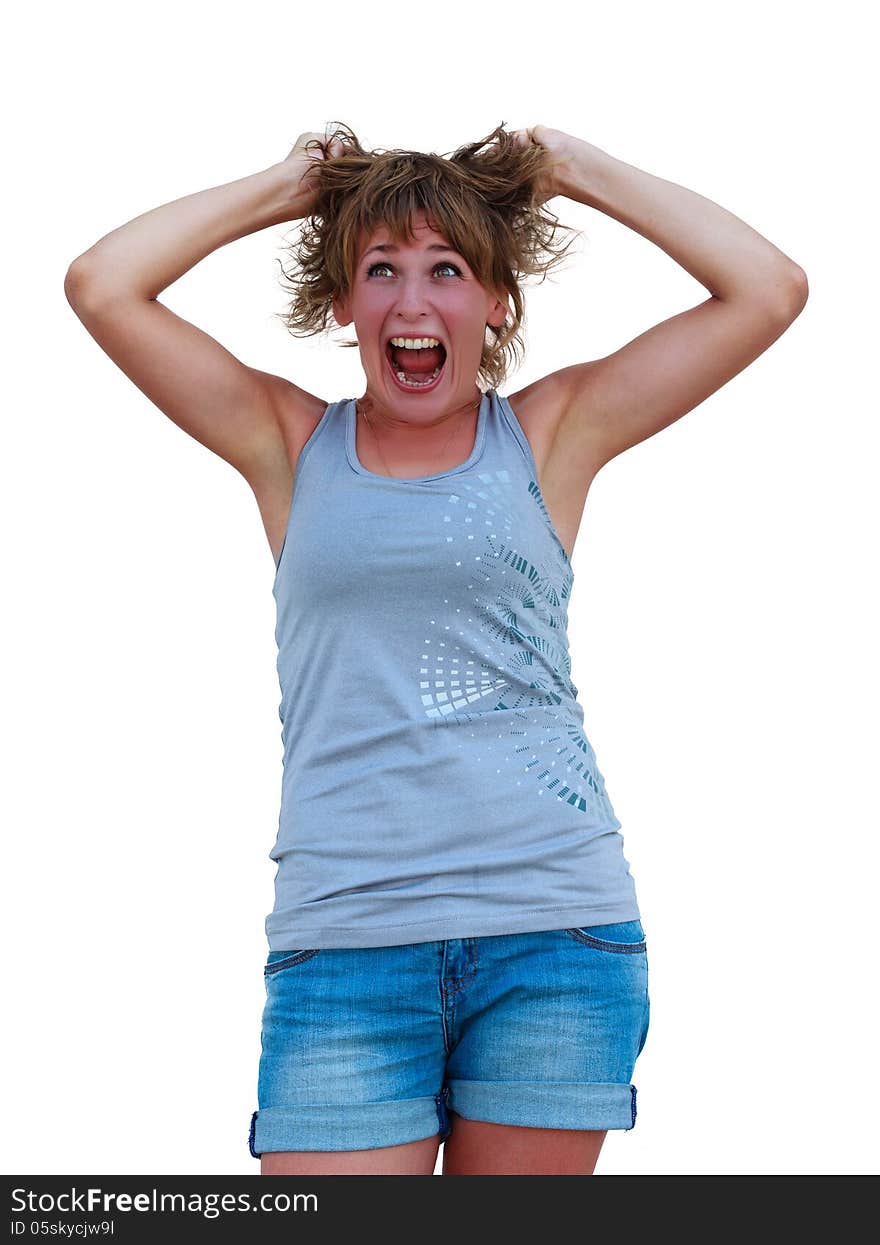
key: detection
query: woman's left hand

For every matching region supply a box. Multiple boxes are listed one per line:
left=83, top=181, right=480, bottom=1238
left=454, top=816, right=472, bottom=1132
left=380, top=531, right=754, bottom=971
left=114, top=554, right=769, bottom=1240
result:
left=509, top=124, right=581, bottom=203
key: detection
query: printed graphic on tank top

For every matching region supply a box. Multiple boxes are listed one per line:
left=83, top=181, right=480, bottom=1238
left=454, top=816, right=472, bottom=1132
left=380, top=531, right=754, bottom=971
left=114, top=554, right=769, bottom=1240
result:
left=266, top=388, right=641, bottom=949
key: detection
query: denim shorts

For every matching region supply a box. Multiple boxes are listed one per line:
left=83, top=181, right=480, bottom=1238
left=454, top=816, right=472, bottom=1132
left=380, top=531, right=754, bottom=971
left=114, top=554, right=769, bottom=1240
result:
left=248, top=920, right=650, bottom=1156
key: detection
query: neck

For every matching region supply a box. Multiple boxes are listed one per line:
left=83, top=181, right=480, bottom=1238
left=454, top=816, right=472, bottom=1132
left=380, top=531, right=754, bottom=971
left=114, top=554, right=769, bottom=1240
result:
left=357, top=387, right=483, bottom=433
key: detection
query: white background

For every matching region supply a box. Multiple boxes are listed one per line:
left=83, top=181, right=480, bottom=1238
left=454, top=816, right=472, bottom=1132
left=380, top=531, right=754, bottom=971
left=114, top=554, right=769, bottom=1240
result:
left=3, top=0, right=877, bottom=1177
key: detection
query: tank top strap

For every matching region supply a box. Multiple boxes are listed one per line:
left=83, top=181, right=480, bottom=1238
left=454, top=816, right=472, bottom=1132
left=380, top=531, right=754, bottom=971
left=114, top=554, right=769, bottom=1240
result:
left=489, top=390, right=541, bottom=478
left=486, top=390, right=574, bottom=576
left=299, top=397, right=347, bottom=472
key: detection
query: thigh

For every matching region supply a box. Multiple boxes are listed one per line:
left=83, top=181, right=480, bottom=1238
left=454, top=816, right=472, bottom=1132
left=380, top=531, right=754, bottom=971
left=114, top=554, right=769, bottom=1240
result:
left=442, top=1117, right=607, bottom=1176
left=249, top=944, right=450, bottom=1158
left=262, top=1135, right=440, bottom=1176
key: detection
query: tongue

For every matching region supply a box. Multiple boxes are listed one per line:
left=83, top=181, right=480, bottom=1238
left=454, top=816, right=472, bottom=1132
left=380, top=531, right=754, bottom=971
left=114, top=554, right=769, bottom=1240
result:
left=391, top=345, right=444, bottom=375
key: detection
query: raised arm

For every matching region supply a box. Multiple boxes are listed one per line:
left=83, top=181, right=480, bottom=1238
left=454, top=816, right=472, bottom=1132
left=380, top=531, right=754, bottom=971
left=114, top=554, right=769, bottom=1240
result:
left=511, top=126, right=808, bottom=476
left=63, top=134, right=342, bottom=483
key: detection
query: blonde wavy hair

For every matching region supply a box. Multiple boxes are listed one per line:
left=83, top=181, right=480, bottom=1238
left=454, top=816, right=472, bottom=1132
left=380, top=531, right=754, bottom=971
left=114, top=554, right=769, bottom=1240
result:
left=274, top=121, right=582, bottom=392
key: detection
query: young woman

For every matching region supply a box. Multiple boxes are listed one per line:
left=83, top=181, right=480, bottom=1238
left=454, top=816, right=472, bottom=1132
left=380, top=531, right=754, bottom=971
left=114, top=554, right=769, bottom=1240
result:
left=64, top=122, right=808, bottom=1176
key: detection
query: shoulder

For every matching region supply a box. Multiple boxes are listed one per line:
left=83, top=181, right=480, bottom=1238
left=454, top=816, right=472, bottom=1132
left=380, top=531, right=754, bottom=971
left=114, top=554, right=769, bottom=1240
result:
left=243, top=374, right=332, bottom=568
left=502, top=366, right=605, bottom=564
left=259, top=370, right=331, bottom=457
left=248, top=369, right=332, bottom=482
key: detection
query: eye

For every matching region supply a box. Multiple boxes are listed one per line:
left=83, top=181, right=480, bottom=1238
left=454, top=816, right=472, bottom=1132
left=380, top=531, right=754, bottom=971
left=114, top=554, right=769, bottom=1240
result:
left=366, top=261, right=463, bottom=279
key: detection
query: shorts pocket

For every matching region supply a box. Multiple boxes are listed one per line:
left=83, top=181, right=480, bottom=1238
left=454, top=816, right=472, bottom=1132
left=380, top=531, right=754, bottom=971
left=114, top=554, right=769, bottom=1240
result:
left=264, top=949, right=321, bottom=975
left=563, top=919, right=646, bottom=953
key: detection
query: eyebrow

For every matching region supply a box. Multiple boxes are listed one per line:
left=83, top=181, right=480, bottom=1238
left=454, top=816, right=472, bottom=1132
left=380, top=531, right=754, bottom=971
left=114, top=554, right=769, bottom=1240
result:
left=362, top=243, right=462, bottom=259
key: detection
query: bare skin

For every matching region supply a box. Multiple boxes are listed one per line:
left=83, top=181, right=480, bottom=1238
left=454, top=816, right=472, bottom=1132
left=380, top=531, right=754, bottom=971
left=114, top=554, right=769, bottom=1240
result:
left=261, top=1116, right=606, bottom=1176
left=442, top=1115, right=607, bottom=1176
left=260, top=1134, right=440, bottom=1176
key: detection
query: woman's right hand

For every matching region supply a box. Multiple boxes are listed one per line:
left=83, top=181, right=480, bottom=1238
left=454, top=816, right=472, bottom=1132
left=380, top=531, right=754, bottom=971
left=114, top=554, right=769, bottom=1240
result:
left=281, top=128, right=351, bottom=219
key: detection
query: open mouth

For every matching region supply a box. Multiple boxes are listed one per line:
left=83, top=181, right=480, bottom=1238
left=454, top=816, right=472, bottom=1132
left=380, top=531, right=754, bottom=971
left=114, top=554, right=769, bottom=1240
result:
left=384, top=338, right=448, bottom=393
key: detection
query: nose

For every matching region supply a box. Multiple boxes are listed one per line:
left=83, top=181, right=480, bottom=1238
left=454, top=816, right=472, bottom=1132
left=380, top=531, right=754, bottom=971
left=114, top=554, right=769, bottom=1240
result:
left=391, top=275, right=435, bottom=319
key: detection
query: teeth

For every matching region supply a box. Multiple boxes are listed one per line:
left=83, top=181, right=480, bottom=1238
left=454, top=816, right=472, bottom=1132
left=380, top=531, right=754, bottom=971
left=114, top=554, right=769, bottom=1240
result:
left=394, top=363, right=443, bottom=388
left=389, top=336, right=441, bottom=349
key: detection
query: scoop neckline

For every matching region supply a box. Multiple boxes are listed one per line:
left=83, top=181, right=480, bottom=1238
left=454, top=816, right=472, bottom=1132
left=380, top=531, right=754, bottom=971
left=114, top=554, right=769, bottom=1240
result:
left=345, top=391, right=489, bottom=483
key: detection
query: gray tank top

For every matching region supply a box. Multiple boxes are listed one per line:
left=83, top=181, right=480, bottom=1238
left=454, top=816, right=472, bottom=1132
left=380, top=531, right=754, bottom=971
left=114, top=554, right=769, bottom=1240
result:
left=266, top=388, right=641, bottom=949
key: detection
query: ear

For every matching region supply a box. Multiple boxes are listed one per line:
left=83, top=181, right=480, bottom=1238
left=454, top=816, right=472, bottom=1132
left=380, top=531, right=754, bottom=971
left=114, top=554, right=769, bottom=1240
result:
left=333, top=291, right=353, bottom=328
left=487, top=292, right=511, bottom=330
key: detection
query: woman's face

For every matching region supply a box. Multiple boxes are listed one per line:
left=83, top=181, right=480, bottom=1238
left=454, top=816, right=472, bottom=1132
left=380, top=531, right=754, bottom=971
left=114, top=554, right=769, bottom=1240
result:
left=333, top=211, right=509, bottom=418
